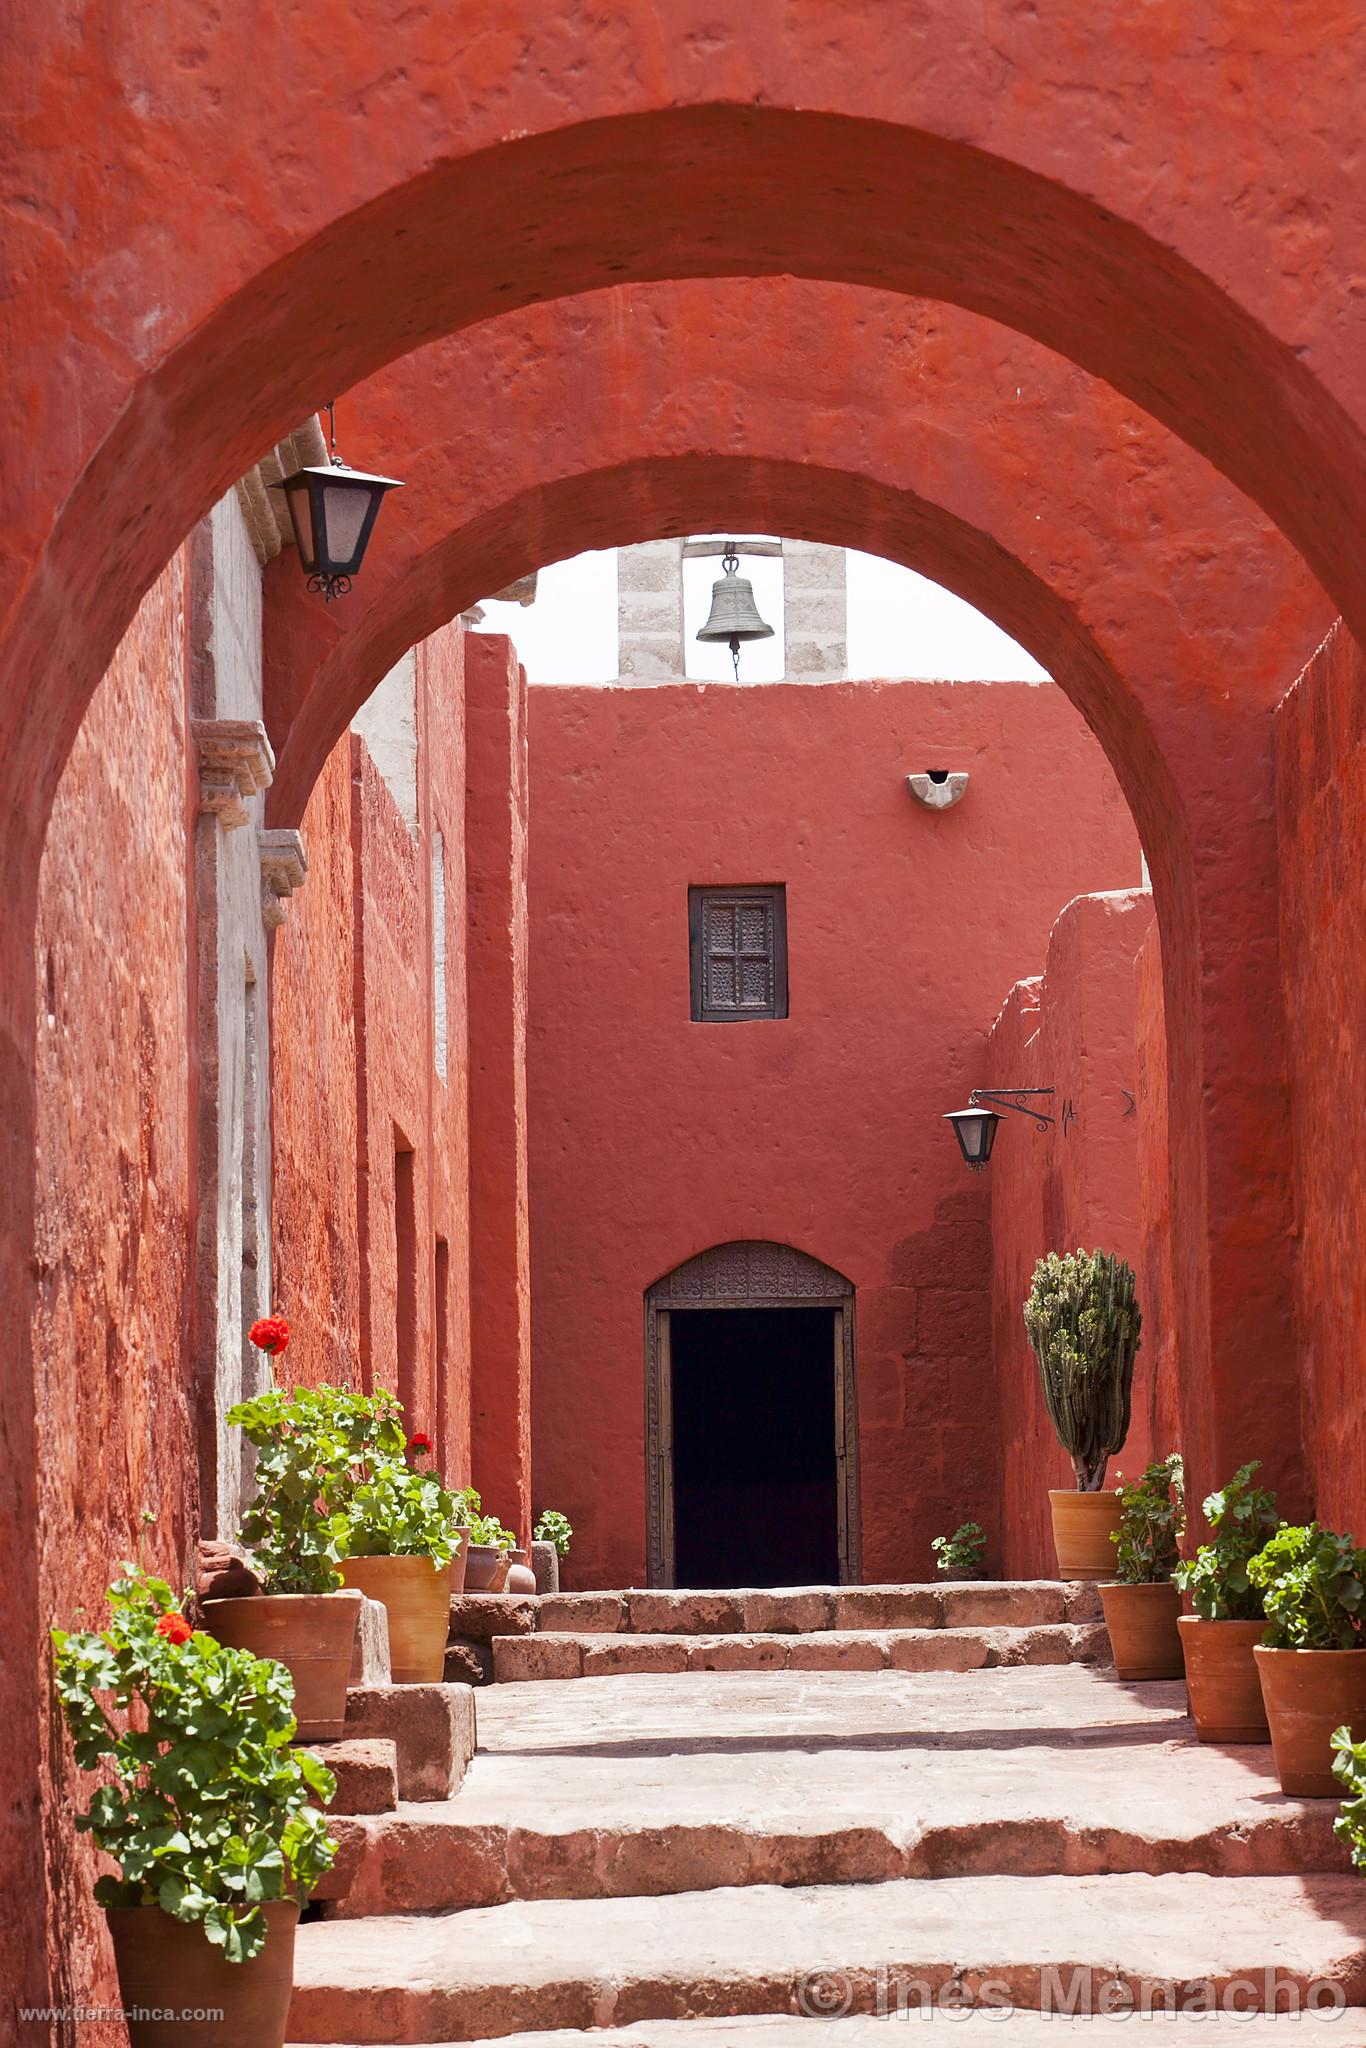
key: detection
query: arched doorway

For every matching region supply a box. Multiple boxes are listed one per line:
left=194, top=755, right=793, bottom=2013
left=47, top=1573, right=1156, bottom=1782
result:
left=645, top=1241, right=859, bottom=1589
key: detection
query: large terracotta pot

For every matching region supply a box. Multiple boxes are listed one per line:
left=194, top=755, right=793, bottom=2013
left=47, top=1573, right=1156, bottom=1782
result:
left=1178, top=1616, right=1271, bottom=1742
left=340, top=1554, right=454, bottom=1683
left=107, top=1898, right=298, bottom=2048
left=1099, top=1580, right=1184, bottom=1678
left=1255, top=1645, right=1366, bottom=1795
left=449, top=1525, right=471, bottom=1596
left=202, top=1593, right=359, bottom=1740
left=464, top=1543, right=506, bottom=1592
left=1049, top=1489, right=1122, bottom=1580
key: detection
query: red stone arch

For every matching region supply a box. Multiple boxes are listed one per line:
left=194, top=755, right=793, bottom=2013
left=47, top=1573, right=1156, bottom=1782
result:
left=3, top=14, right=1365, bottom=1996
left=250, top=277, right=1330, bottom=1536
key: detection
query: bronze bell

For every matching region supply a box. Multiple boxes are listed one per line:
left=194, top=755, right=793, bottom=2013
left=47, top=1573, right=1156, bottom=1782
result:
left=696, top=546, right=775, bottom=677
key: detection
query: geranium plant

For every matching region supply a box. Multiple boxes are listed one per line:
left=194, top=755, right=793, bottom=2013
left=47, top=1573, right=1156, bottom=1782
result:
left=1332, top=1727, right=1366, bottom=1866
left=341, top=1411, right=466, bottom=1568
left=1247, top=1525, right=1366, bottom=1648
left=534, top=1509, right=573, bottom=1558
left=52, top=1570, right=337, bottom=1962
left=931, top=1521, right=986, bottom=1577
left=1110, top=1453, right=1185, bottom=1583
left=227, top=1381, right=379, bottom=1592
left=1174, top=1461, right=1281, bottom=1620
left=470, top=1512, right=517, bottom=1552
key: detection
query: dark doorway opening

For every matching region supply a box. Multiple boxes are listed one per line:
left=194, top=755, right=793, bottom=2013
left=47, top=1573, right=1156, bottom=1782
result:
left=671, top=1305, right=839, bottom=1588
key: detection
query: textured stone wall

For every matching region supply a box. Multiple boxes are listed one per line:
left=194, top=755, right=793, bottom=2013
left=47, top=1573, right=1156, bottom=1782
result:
left=270, top=622, right=474, bottom=1473
left=987, top=889, right=1157, bottom=1578
left=528, top=676, right=1140, bottom=1586
left=33, top=549, right=198, bottom=2037
left=1276, top=622, right=1366, bottom=1534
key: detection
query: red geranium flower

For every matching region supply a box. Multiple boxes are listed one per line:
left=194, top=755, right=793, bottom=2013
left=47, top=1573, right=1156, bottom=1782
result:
left=408, top=1432, right=433, bottom=1456
left=155, top=1612, right=192, bottom=1646
left=248, top=1314, right=290, bottom=1355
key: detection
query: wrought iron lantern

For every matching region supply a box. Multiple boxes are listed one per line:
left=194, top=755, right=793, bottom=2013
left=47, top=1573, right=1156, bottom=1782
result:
left=272, top=404, right=403, bottom=602
left=944, top=1088, right=1056, bottom=1171
left=696, top=544, right=775, bottom=678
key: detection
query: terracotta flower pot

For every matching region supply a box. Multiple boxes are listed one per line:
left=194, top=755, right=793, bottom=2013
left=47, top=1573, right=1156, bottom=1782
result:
left=505, top=1547, right=538, bottom=1595
left=340, top=1554, right=455, bottom=1683
left=1254, top=1645, right=1366, bottom=1795
left=202, top=1592, right=360, bottom=1740
left=107, top=1898, right=298, bottom=2048
left=1048, top=1489, right=1122, bottom=1580
left=464, top=1543, right=505, bottom=1592
left=1100, top=1580, right=1184, bottom=1678
left=449, top=1525, right=471, bottom=1596
left=1178, top=1616, right=1271, bottom=1742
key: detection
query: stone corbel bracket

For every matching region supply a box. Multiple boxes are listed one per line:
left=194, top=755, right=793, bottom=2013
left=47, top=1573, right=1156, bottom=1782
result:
left=258, top=828, right=308, bottom=931
left=195, top=719, right=276, bottom=830
left=907, top=771, right=969, bottom=810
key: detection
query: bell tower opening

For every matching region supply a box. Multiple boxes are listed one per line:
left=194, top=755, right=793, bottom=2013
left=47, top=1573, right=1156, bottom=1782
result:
left=671, top=1305, right=840, bottom=1588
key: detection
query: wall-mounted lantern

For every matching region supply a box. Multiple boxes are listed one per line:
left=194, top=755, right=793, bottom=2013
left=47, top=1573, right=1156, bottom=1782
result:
left=271, top=403, right=403, bottom=603
left=944, top=1088, right=1056, bottom=1171
left=907, top=770, right=969, bottom=810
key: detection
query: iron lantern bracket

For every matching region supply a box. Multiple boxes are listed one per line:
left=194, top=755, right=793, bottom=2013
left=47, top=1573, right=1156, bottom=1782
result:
left=968, top=1087, right=1056, bottom=1130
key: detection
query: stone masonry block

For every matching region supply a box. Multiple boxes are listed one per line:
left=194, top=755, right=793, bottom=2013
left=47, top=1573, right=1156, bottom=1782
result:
left=887, top=1629, right=993, bottom=1673
left=449, top=1593, right=538, bottom=1644
left=686, top=1635, right=788, bottom=1672
left=1064, top=1582, right=1104, bottom=1624
left=626, top=1591, right=745, bottom=1634
left=786, top=1632, right=889, bottom=1671
left=304, top=1738, right=398, bottom=1816
left=940, top=1582, right=1065, bottom=1628
left=742, top=1590, right=833, bottom=1633
left=444, top=1640, right=494, bottom=1686
left=344, top=1683, right=476, bottom=1801
left=581, top=1636, right=689, bottom=1676
left=829, top=1586, right=940, bottom=1630
left=493, top=1634, right=584, bottom=1682
left=538, top=1591, right=625, bottom=1633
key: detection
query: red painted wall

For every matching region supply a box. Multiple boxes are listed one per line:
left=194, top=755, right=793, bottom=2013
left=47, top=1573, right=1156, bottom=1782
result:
left=528, top=677, right=1141, bottom=1587
left=987, top=889, right=1159, bottom=1577
left=1276, top=622, right=1366, bottom=1537
left=271, top=622, right=475, bottom=1477
left=33, top=550, right=198, bottom=2038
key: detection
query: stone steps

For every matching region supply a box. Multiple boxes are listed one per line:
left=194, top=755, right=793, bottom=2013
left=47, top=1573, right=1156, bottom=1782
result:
left=294, top=2021, right=1366, bottom=2048
left=288, top=1871, right=1366, bottom=2039
left=490, top=1620, right=1108, bottom=1680
left=321, top=1668, right=1343, bottom=1916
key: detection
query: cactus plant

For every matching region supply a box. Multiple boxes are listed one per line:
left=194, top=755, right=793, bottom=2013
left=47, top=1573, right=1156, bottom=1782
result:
left=1022, top=1249, right=1140, bottom=1490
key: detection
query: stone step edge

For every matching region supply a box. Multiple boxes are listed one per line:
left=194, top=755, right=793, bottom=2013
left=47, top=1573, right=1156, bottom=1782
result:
left=322, top=1794, right=1346, bottom=1921
left=290, top=2023, right=1359, bottom=2048
left=490, top=1621, right=1111, bottom=1681
left=450, top=1582, right=1105, bottom=1648
left=287, top=1873, right=1366, bottom=2041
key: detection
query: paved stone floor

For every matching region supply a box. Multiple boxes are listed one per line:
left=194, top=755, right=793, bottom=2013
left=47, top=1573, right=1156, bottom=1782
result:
left=291, top=1658, right=1366, bottom=2043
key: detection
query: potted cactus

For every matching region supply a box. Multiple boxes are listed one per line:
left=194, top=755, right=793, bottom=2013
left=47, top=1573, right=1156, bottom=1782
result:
left=1023, top=1249, right=1141, bottom=1579
left=1100, top=1453, right=1185, bottom=1678
left=1248, top=1525, right=1366, bottom=1795
left=1174, top=1461, right=1281, bottom=1741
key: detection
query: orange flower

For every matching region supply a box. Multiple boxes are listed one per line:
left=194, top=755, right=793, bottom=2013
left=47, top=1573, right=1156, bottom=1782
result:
left=248, top=1314, right=290, bottom=1355
left=155, top=1612, right=192, bottom=1646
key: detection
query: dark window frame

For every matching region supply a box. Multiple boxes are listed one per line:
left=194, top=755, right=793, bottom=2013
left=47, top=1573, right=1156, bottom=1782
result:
left=688, top=884, right=789, bottom=1022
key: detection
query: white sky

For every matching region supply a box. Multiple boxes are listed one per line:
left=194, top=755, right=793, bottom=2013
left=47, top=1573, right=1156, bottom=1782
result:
left=473, top=545, right=1049, bottom=686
